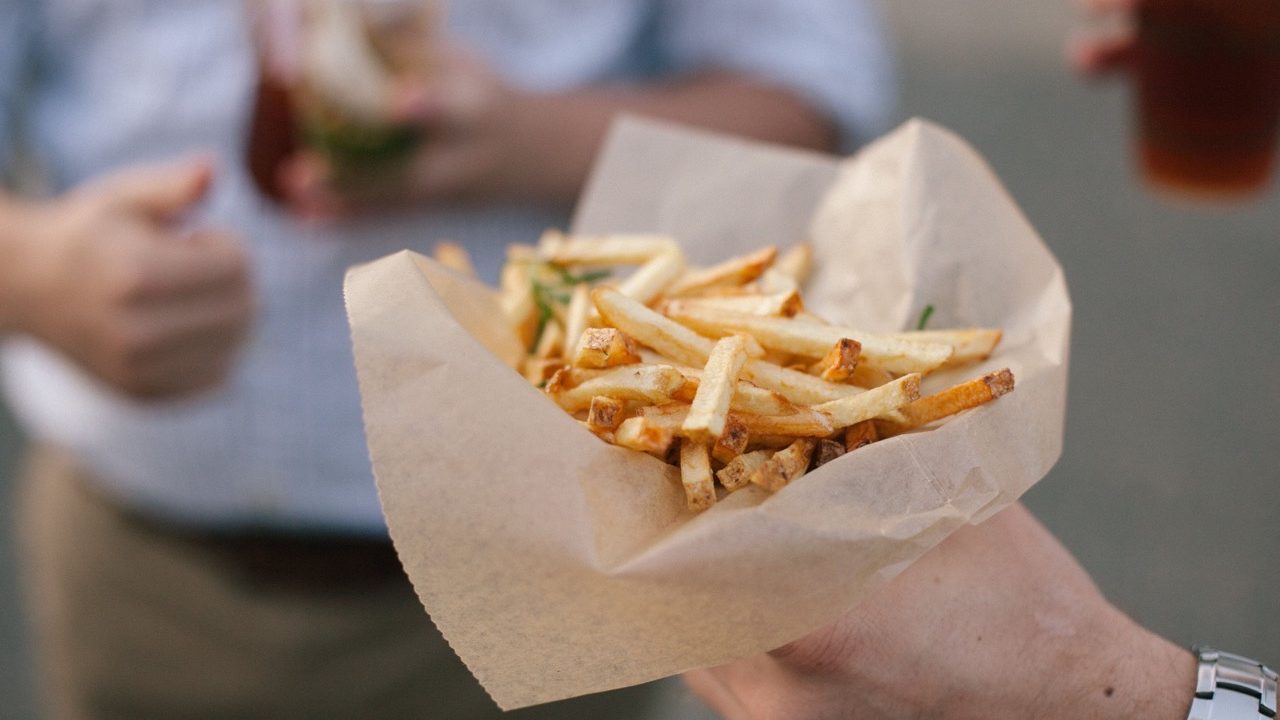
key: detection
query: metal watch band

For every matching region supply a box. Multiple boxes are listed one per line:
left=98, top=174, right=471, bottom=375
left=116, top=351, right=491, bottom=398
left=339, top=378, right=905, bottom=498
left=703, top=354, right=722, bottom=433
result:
left=1186, top=647, right=1277, bottom=720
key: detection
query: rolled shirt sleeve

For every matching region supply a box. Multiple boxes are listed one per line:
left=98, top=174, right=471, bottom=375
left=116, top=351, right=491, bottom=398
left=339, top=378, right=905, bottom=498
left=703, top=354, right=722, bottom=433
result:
left=0, top=0, right=35, bottom=183
left=656, top=0, right=898, bottom=149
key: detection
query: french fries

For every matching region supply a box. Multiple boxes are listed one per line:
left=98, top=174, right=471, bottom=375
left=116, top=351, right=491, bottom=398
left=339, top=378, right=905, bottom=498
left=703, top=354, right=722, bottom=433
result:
left=491, top=232, right=1013, bottom=512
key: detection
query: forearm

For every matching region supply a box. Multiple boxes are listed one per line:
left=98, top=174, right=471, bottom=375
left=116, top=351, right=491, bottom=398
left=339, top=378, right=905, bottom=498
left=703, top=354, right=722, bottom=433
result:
left=501, top=72, right=840, bottom=204
left=0, top=190, right=46, bottom=333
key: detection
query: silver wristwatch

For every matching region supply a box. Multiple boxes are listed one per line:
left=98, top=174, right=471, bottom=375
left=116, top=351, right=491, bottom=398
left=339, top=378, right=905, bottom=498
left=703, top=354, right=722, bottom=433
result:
left=1186, top=647, right=1277, bottom=720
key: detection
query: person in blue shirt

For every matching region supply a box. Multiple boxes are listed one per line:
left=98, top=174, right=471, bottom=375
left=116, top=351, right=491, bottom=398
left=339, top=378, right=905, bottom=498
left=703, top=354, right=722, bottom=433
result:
left=0, top=1, right=895, bottom=716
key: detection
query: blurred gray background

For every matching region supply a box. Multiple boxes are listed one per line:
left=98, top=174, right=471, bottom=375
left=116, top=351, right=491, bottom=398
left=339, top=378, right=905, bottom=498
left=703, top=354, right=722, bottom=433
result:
left=2, top=2, right=1276, bottom=718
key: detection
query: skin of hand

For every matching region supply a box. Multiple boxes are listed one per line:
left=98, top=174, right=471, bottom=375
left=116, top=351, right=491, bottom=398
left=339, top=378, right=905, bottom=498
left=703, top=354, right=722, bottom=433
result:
left=279, top=45, right=840, bottom=218
left=0, top=158, right=255, bottom=400
left=1070, top=0, right=1139, bottom=75
left=684, top=503, right=1197, bottom=720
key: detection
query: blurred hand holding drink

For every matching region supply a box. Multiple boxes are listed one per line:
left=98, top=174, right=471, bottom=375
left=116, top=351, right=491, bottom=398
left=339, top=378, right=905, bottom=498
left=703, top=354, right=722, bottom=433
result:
left=1134, top=0, right=1280, bottom=198
left=246, top=0, right=440, bottom=204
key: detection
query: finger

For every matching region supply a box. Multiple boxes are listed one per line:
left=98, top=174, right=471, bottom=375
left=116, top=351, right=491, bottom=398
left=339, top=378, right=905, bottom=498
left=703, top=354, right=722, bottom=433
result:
left=682, top=669, right=754, bottom=720
left=1068, top=33, right=1138, bottom=75
left=131, top=229, right=254, bottom=303
left=100, top=155, right=215, bottom=220
left=278, top=153, right=351, bottom=220
left=1082, top=0, right=1139, bottom=14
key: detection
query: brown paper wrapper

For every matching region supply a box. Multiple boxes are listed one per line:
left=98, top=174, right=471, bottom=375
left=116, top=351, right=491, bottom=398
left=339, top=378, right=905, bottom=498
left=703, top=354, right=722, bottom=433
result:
left=344, top=118, right=1071, bottom=710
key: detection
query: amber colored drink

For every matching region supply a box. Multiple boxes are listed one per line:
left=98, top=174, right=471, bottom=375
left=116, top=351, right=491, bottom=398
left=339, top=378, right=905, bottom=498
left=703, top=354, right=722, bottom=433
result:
left=1135, top=0, right=1280, bottom=197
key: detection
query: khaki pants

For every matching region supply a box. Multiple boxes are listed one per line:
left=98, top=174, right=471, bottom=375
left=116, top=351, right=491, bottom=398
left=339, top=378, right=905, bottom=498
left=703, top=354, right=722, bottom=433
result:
left=15, top=447, right=669, bottom=720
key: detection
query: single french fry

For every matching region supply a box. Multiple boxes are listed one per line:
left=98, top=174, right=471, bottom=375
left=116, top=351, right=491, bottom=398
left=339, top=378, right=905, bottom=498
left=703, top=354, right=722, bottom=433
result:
left=813, top=438, right=846, bottom=468
left=522, top=358, right=564, bottom=387
left=667, top=291, right=803, bottom=318
left=740, top=359, right=863, bottom=405
left=538, top=230, right=679, bottom=265
left=774, top=242, right=813, bottom=285
left=747, top=434, right=805, bottom=451
left=711, top=415, right=749, bottom=464
left=683, top=336, right=749, bottom=442
left=672, top=369, right=799, bottom=416
left=572, top=328, right=643, bottom=369
left=499, top=261, right=537, bottom=349
left=592, top=288, right=715, bottom=368
left=665, top=305, right=953, bottom=374
left=548, top=364, right=686, bottom=412
left=679, top=441, right=716, bottom=511
left=876, top=368, right=1015, bottom=437
left=757, top=268, right=800, bottom=296
left=615, top=417, right=675, bottom=457
left=813, top=374, right=921, bottom=429
left=561, top=283, right=592, bottom=362
left=617, top=249, right=686, bottom=304
left=807, top=338, right=862, bottom=383
left=533, top=319, right=564, bottom=359
left=843, top=420, right=878, bottom=451
left=432, top=241, right=476, bottom=277
left=586, top=395, right=626, bottom=432
left=750, top=438, right=817, bottom=492
left=733, top=408, right=834, bottom=438
left=667, top=246, right=778, bottom=296
left=716, top=449, right=771, bottom=491
left=849, top=363, right=895, bottom=389
left=890, top=329, right=1004, bottom=367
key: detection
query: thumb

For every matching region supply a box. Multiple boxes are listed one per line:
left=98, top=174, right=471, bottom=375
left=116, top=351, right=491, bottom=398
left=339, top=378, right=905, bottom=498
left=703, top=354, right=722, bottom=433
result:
left=103, top=155, right=215, bottom=219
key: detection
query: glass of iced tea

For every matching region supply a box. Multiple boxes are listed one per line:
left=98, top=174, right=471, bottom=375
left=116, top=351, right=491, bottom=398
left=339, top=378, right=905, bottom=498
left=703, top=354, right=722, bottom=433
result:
left=1134, top=0, right=1280, bottom=198
left=245, top=0, right=440, bottom=204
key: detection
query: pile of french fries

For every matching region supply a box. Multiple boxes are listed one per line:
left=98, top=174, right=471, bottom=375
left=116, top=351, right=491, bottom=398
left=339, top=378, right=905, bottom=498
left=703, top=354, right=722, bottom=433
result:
left=434, top=232, right=1014, bottom=512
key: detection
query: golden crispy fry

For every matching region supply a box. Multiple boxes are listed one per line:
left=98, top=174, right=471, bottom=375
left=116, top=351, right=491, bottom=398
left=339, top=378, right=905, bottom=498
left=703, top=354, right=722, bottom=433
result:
left=808, top=338, right=862, bottom=383
left=561, top=283, right=592, bottom=362
left=617, top=249, right=686, bottom=304
left=849, top=363, right=895, bottom=389
left=750, top=439, right=816, bottom=492
left=813, top=439, right=846, bottom=468
left=716, top=449, right=771, bottom=491
left=774, top=243, right=813, bottom=286
left=587, top=395, right=626, bottom=432
left=733, top=408, right=834, bottom=438
left=739, top=359, right=862, bottom=405
left=891, top=329, right=1003, bottom=367
left=534, top=319, right=564, bottom=359
left=812, top=374, right=921, bottom=429
left=499, top=260, right=537, bottom=349
left=757, top=268, right=799, bottom=296
left=666, top=291, right=804, bottom=318
left=679, top=441, right=716, bottom=511
left=548, top=364, right=686, bottom=412
left=843, top=420, right=879, bottom=451
left=537, top=229, right=679, bottom=265
left=683, top=335, right=749, bottom=442
left=432, top=241, right=476, bottom=277
left=665, top=305, right=953, bottom=374
left=615, top=417, right=675, bottom=457
left=876, top=368, right=1015, bottom=437
left=593, top=288, right=715, bottom=367
left=667, top=246, right=777, bottom=296
left=711, top=415, right=749, bottom=464
left=572, top=328, right=643, bottom=369
left=674, top=370, right=799, bottom=416
left=522, top=358, right=564, bottom=387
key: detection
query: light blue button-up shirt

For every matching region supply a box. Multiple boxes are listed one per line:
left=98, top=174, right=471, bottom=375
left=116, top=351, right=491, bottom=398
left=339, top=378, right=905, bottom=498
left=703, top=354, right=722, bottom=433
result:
left=0, top=0, right=895, bottom=534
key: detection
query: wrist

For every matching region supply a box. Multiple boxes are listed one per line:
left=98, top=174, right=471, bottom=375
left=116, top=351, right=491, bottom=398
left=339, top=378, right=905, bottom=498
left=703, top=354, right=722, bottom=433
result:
left=0, top=194, right=47, bottom=333
left=1039, top=614, right=1196, bottom=720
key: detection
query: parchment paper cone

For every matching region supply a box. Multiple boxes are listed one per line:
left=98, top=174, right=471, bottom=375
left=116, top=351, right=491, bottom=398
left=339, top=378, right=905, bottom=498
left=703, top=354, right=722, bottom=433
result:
left=344, top=117, right=1071, bottom=709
